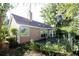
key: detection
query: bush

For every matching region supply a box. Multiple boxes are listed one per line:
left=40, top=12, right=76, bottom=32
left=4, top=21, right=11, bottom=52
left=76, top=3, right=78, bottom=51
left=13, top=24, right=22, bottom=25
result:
left=6, top=36, right=18, bottom=48
left=21, top=43, right=30, bottom=50
left=28, top=40, right=40, bottom=50
left=39, top=42, right=70, bottom=56
left=22, top=39, right=41, bottom=52
left=23, top=40, right=70, bottom=55
left=11, top=28, right=17, bottom=35
left=21, top=40, right=72, bottom=56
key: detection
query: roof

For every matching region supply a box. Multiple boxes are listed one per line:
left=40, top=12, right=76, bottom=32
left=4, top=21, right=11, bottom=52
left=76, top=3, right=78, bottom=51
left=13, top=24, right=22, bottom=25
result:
left=12, top=14, right=52, bottom=29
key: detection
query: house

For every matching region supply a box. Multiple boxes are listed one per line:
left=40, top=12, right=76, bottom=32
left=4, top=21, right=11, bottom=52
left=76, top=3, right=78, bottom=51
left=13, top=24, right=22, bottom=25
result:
left=6, top=13, right=53, bottom=44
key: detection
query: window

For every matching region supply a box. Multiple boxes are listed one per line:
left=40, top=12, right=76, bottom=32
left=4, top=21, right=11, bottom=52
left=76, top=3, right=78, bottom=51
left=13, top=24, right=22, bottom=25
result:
left=40, top=29, right=48, bottom=37
left=48, top=30, right=52, bottom=37
left=20, top=26, right=29, bottom=36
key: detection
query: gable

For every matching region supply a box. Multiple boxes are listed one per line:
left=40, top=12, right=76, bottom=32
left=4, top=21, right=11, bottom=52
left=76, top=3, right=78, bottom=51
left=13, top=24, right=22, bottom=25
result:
left=9, top=15, right=19, bottom=35
left=12, top=14, right=52, bottom=29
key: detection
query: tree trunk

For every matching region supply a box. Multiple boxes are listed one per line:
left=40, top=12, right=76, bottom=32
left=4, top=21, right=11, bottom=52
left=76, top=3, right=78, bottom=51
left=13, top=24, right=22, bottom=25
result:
left=0, top=16, right=2, bottom=28
left=0, top=41, right=2, bottom=48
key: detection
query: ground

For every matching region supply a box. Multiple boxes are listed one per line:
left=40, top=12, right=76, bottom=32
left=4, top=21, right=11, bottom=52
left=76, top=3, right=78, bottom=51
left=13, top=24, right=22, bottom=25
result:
left=0, top=48, right=45, bottom=56
left=24, top=50, right=45, bottom=56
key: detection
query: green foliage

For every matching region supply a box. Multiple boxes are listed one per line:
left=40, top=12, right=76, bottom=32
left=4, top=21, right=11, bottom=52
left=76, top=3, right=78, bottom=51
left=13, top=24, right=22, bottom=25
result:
left=28, top=39, right=40, bottom=50
left=11, top=28, right=17, bottom=35
left=39, top=42, right=71, bottom=56
left=41, top=4, right=57, bottom=25
left=41, top=3, right=79, bottom=33
left=11, top=28, right=17, bottom=44
left=0, top=3, right=12, bottom=17
left=41, top=42, right=66, bottom=52
left=0, top=24, right=9, bottom=42
left=6, top=36, right=18, bottom=48
left=57, top=4, right=79, bottom=19
left=5, top=39, right=72, bottom=56
left=26, top=41, right=71, bottom=55
left=70, top=18, right=79, bottom=35
left=6, top=36, right=16, bottom=42
left=0, top=3, right=12, bottom=41
left=41, top=3, right=79, bottom=52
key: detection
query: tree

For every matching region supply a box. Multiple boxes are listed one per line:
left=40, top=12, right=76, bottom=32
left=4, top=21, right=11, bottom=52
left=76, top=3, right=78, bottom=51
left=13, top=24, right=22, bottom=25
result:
left=41, top=4, right=57, bottom=25
left=0, top=3, right=12, bottom=36
left=0, top=3, right=13, bottom=27
left=41, top=3, right=79, bottom=51
left=41, top=3, right=79, bottom=26
left=0, top=3, right=12, bottom=48
left=0, top=3, right=12, bottom=37
left=0, top=3, right=12, bottom=16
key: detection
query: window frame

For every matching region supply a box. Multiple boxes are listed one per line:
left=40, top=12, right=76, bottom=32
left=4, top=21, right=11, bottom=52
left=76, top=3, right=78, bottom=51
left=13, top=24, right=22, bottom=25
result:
left=40, top=29, right=48, bottom=37
left=19, top=26, right=30, bottom=37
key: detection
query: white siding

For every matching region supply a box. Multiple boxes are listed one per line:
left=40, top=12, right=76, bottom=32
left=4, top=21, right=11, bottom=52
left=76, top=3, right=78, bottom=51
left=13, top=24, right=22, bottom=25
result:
left=9, top=16, right=19, bottom=35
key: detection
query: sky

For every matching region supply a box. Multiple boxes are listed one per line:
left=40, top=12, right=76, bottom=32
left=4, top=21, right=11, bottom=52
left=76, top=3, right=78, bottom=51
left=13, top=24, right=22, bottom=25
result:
left=7, top=3, right=47, bottom=23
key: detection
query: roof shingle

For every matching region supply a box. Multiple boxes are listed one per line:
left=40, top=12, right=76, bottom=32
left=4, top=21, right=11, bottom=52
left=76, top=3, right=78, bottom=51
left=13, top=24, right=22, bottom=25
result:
left=12, top=14, right=52, bottom=29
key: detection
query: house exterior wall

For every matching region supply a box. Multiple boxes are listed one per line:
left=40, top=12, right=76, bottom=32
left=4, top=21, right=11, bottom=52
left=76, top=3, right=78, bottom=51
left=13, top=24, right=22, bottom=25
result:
left=19, top=26, right=41, bottom=44
left=20, top=36, right=30, bottom=44
left=30, top=27, right=41, bottom=40
left=19, top=26, right=53, bottom=44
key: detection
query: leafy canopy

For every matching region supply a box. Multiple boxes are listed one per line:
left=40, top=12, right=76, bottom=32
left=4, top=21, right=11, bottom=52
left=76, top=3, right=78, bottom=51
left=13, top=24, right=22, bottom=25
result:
left=41, top=3, right=79, bottom=34
left=0, top=3, right=12, bottom=41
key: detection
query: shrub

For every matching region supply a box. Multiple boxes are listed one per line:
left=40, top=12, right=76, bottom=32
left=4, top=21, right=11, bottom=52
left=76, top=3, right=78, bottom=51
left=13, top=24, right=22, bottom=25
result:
left=39, top=42, right=69, bottom=56
left=20, top=40, right=72, bottom=56
left=11, top=28, right=17, bottom=35
left=22, top=39, right=41, bottom=52
left=6, top=36, right=18, bottom=48
left=21, top=43, right=30, bottom=50
left=29, top=40, right=39, bottom=50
